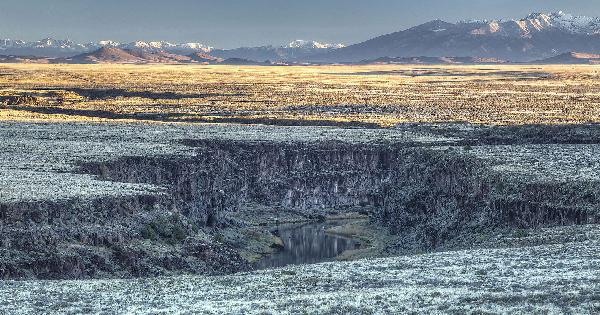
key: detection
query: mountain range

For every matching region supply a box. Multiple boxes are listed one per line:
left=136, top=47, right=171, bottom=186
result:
left=3, top=12, right=600, bottom=64
left=0, top=38, right=215, bottom=58
left=0, top=38, right=344, bottom=61
left=208, top=40, right=345, bottom=62
left=311, top=11, right=600, bottom=62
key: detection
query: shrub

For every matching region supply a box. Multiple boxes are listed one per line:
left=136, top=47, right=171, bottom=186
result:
left=512, top=229, right=530, bottom=238
left=141, top=224, right=159, bottom=241
left=140, top=215, right=189, bottom=244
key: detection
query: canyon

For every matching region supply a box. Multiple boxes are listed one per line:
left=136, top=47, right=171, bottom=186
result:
left=2, top=122, right=599, bottom=280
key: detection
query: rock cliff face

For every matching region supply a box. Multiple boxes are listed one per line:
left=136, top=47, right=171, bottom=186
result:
left=0, top=192, right=249, bottom=279
left=379, top=148, right=600, bottom=251
left=2, top=124, right=600, bottom=279
left=80, top=139, right=600, bottom=258
left=2, top=139, right=399, bottom=279
left=79, top=140, right=394, bottom=226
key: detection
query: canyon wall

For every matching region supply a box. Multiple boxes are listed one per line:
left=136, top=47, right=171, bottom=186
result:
left=2, top=136, right=599, bottom=279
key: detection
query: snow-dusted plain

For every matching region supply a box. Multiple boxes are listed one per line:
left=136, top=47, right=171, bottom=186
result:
left=0, top=122, right=446, bottom=203
left=1, top=225, right=599, bottom=314
left=2, top=121, right=600, bottom=203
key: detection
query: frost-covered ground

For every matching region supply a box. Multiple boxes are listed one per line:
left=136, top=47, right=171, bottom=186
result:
left=1, top=225, right=599, bottom=314
left=3, top=122, right=600, bottom=203
left=471, top=144, right=600, bottom=182
left=0, top=122, right=444, bottom=203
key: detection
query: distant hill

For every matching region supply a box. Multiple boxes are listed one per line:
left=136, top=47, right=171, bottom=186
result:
left=64, top=47, right=145, bottom=64
left=309, top=12, right=600, bottom=63
left=535, top=52, right=600, bottom=64
left=189, top=52, right=224, bottom=64
left=55, top=47, right=270, bottom=65
left=62, top=47, right=215, bottom=64
left=360, top=56, right=507, bottom=65
left=126, top=50, right=192, bottom=63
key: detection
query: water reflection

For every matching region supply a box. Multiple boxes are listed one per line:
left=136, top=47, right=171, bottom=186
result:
left=256, top=221, right=359, bottom=269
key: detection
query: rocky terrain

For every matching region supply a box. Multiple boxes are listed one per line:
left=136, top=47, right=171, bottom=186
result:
left=0, top=122, right=426, bottom=279
left=1, top=121, right=600, bottom=282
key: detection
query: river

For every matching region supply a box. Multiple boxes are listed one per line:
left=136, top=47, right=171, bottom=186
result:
left=256, top=220, right=360, bottom=269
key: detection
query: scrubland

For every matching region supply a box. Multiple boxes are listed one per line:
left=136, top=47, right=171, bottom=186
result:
left=1, top=64, right=600, bottom=125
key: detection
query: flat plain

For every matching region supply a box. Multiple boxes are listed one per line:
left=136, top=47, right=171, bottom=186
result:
left=2, top=63, right=600, bottom=125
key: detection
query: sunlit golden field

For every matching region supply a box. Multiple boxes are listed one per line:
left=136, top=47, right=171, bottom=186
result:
left=2, top=63, right=600, bottom=126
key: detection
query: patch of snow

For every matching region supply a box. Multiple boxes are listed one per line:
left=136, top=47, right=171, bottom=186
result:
left=286, top=40, right=345, bottom=50
left=177, top=42, right=214, bottom=52
left=97, top=40, right=120, bottom=47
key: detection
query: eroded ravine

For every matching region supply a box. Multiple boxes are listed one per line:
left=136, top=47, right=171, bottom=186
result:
left=2, top=131, right=600, bottom=279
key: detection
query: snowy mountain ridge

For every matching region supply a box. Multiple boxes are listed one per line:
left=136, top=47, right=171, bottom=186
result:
left=3, top=11, right=598, bottom=62
left=0, top=37, right=343, bottom=59
left=311, top=11, right=600, bottom=62
left=286, top=40, right=345, bottom=49
left=460, top=11, right=600, bottom=38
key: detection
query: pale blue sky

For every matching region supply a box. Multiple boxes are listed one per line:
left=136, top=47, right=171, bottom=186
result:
left=1, top=0, right=600, bottom=48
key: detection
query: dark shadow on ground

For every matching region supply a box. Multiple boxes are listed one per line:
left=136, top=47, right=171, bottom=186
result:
left=5, top=105, right=380, bottom=128
left=394, top=122, right=600, bottom=145
left=34, top=87, right=248, bottom=100
left=326, top=70, right=551, bottom=79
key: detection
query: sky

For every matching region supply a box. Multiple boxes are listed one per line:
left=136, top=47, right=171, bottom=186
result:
left=1, top=0, right=600, bottom=48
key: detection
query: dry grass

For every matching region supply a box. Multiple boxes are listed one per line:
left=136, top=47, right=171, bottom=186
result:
left=1, top=63, right=600, bottom=126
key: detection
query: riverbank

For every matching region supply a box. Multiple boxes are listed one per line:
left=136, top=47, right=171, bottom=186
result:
left=325, top=219, right=395, bottom=261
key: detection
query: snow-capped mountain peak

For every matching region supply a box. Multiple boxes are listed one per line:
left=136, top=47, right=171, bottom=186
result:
left=548, top=11, right=600, bottom=34
left=98, top=40, right=120, bottom=47
left=34, top=38, right=72, bottom=48
left=120, top=41, right=174, bottom=50
left=0, top=38, right=216, bottom=57
left=464, top=12, right=600, bottom=38
left=177, top=43, right=213, bottom=52
left=125, top=41, right=151, bottom=49
left=286, top=40, right=344, bottom=49
left=311, top=11, right=600, bottom=63
left=525, top=12, right=551, bottom=21
left=118, top=41, right=213, bottom=53
left=149, top=41, right=176, bottom=49
left=0, top=39, right=26, bottom=48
